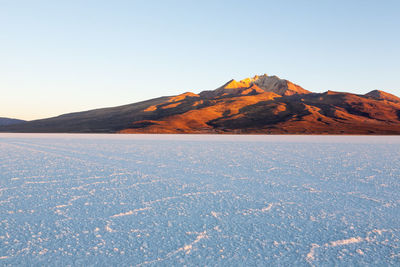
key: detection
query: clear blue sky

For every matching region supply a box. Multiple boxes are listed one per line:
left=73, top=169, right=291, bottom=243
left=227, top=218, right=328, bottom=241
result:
left=1, top=0, right=399, bottom=120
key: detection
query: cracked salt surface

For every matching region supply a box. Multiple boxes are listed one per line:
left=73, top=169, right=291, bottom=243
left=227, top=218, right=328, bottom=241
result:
left=0, top=134, right=399, bottom=266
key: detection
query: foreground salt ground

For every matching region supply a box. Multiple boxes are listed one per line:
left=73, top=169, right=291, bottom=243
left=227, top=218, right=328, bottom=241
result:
left=0, top=134, right=399, bottom=266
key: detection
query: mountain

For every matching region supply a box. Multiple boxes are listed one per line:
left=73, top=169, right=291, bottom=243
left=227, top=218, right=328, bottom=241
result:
left=1, top=74, right=400, bottom=134
left=0, top=117, right=26, bottom=126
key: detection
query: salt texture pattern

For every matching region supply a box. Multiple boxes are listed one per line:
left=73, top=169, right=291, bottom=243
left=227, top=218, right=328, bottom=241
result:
left=0, top=134, right=399, bottom=266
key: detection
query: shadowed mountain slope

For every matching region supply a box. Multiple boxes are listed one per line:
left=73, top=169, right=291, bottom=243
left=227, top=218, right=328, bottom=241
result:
left=1, top=74, right=400, bottom=134
left=0, top=97, right=170, bottom=133
left=0, top=117, right=26, bottom=126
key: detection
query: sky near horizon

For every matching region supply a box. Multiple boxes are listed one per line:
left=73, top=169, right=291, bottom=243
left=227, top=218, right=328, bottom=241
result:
left=1, top=0, right=399, bottom=120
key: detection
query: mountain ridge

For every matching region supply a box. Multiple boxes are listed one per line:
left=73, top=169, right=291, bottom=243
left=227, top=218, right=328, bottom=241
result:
left=1, top=74, right=400, bottom=134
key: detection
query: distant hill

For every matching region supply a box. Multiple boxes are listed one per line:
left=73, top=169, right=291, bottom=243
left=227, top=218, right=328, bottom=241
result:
left=1, top=74, right=400, bottom=134
left=0, top=117, right=26, bottom=126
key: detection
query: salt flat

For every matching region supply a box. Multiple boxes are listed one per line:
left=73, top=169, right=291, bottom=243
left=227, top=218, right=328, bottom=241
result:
left=0, top=134, right=399, bottom=266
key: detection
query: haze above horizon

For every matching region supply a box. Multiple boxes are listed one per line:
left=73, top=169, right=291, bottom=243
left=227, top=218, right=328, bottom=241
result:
left=1, top=0, right=399, bottom=121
